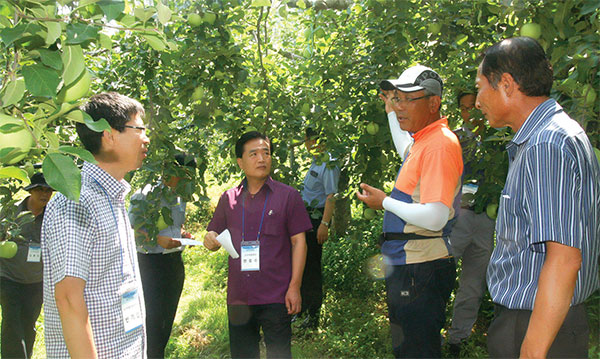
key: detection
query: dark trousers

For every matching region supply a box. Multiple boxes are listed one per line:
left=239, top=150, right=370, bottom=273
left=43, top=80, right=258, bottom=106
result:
left=300, top=211, right=323, bottom=321
left=0, top=277, right=43, bottom=359
left=228, top=303, right=292, bottom=359
left=137, top=251, right=185, bottom=359
left=385, top=258, right=456, bottom=358
left=487, top=303, right=589, bottom=358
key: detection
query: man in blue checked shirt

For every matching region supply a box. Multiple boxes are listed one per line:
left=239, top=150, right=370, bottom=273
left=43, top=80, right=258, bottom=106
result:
left=42, top=92, right=150, bottom=358
left=476, top=37, right=600, bottom=358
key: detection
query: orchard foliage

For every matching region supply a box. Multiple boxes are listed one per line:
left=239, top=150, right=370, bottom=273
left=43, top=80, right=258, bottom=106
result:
left=0, top=0, right=598, bottom=228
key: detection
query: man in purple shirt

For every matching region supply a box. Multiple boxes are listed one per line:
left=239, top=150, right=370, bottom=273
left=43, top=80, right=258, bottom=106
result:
left=204, top=131, right=311, bottom=359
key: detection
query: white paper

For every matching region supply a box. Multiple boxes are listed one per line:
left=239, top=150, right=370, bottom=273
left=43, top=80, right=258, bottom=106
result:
left=171, top=238, right=204, bottom=246
left=216, top=229, right=239, bottom=259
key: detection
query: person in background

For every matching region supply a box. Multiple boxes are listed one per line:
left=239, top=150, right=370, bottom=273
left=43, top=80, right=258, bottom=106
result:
left=0, top=172, right=53, bottom=358
left=446, top=92, right=496, bottom=355
left=129, top=153, right=197, bottom=359
left=298, top=127, right=340, bottom=329
left=204, top=131, right=311, bottom=359
left=42, top=92, right=150, bottom=358
left=479, top=37, right=599, bottom=358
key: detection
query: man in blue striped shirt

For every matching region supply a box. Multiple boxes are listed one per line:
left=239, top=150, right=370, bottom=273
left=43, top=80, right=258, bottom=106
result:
left=477, top=37, right=600, bottom=358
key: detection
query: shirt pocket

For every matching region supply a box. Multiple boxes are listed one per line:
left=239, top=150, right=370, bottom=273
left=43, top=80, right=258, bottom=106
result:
left=262, top=208, right=287, bottom=238
left=303, top=170, right=321, bottom=191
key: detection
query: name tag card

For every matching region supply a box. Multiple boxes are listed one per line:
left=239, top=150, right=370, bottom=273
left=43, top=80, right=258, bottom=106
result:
left=121, top=287, right=143, bottom=333
left=241, top=240, right=260, bottom=271
left=27, top=245, right=41, bottom=263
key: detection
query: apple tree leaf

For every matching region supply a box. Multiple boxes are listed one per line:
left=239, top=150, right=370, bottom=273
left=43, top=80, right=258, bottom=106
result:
left=38, top=49, right=63, bottom=70
left=61, top=45, right=85, bottom=87
left=83, top=112, right=111, bottom=132
left=45, top=21, right=61, bottom=45
left=156, top=2, right=172, bottom=25
left=65, top=23, right=100, bottom=45
left=58, top=145, right=98, bottom=164
left=0, top=166, right=29, bottom=183
left=42, top=153, right=81, bottom=202
left=1, top=79, right=25, bottom=107
left=97, top=0, right=125, bottom=22
left=22, top=64, right=60, bottom=98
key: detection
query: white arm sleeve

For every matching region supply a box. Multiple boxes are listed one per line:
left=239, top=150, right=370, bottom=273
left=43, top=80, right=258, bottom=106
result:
left=382, top=197, right=450, bottom=231
left=388, top=111, right=414, bottom=161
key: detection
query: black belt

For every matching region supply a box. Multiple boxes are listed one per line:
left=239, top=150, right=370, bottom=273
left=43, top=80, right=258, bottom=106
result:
left=380, top=232, right=440, bottom=242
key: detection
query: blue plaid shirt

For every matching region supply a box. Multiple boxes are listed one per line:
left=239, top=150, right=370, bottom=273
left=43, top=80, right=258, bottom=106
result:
left=42, top=162, right=146, bottom=358
left=487, top=99, right=600, bottom=310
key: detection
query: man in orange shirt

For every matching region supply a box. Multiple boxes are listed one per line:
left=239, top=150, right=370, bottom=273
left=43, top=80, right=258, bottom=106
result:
left=357, top=65, right=462, bottom=358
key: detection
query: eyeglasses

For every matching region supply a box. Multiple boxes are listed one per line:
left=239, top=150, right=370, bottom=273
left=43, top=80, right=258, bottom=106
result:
left=391, top=94, right=433, bottom=105
left=123, top=125, right=147, bottom=133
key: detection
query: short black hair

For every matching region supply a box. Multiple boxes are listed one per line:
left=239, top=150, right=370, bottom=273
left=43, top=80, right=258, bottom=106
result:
left=175, top=153, right=197, bottom=168
left=480, top=37, right=553, bottom=97
left=77, top=92, right=145, bottom=154
left=305, top=127, right=320, bottom=140
left=457, top=92, right=476, bottom=106
left=235, top=131, right=271, bottom=158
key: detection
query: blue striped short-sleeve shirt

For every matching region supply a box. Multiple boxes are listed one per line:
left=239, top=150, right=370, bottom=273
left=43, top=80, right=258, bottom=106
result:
left=487, top=99, right=600, bottom=310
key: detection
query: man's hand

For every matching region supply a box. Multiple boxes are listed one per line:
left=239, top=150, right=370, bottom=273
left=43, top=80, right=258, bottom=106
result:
left=181, top=231, right=193, bottom=239
left=519, top=241, right=581, bottom=358
left=203, top=231, right=221, bottom=251
left=285, top=286, right=302, bottom=315
left=356, top=183, right=386, bottom=210
left=379, top=91, right=395, bottom=114
left=55, top=276, right=97, bottom=358
left=317, top=224, right=329, bottom=244
left=157, top=236, right=182, bottom=249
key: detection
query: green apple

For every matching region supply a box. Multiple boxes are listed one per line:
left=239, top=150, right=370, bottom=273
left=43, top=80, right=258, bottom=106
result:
left=188, top=13, right=202, bottom=26
left=24, top=162, right=35, bottom=177
left=203, top=12, right=216, bottom=25
left=191, top=86, right=205, bottom=101
left=363, top=208, right=376, bottom=220
left=253, top=106, right=265, bottom=116
left=156, top=215, right=168, bottom=231
left=314, top=27, right=326, bottom=39
left=301, top=103, right=311, bottom=115
left=366, top=122, right=379, bottom=135
left=520, top=23, right=541, bottom=40
left=486, top=203, right=498, bottom=220
left=594, top=147, right=600, bottom=167
left=0, top=114, right=35, bottom=164
left=428, top=23, right=442, bottom=35
left=57, top=70, right=91, bottom=103
left=583, top=84, right=597, bottom=108
left=0, top=241, right=17, bottom=259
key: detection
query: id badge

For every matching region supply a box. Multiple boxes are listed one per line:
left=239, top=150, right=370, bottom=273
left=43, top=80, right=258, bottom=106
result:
left=121, top=285, right=143, bottom=333
left=27, top=245, right=41, bottom=263
left=241, top=240, right=260, bottom=272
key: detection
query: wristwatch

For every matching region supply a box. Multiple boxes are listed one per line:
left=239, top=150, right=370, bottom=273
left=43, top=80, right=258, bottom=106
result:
left=321, top=220, right=330, bottom=228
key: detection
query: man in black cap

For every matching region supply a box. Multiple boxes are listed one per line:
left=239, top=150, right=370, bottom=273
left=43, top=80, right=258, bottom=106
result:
left=357, top=65, right=462, bottom=357
left=1, top=172, right=53, bottom=358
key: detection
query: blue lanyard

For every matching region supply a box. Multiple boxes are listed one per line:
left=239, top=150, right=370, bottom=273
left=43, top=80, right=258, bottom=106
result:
left=241, top=191, right=269, bottom=242
left=92, top=177, right=135, bottom=282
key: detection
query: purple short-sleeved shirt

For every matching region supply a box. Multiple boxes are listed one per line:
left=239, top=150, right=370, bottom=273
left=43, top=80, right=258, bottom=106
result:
left=207, top=177, right=312, bottom=305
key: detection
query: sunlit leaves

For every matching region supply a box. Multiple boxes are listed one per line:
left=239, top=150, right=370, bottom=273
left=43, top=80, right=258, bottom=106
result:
left=97, top=0, right=125, bottom=22
left=22, top=64, right=60, bottom=98
left=0, top=166, right=29, bottom=183
left=1, top=79, right=25, bottom=108
left=66, top=22, right=100, bottom=44
left=42, top=153, right=81, bottom=202
left=61, top=45, right=86, bottom=87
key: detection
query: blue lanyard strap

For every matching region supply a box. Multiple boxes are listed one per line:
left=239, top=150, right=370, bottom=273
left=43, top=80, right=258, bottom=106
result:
left=241, top=191, right=269, bottom=242
left=91, top=177, right=134, bottom=281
